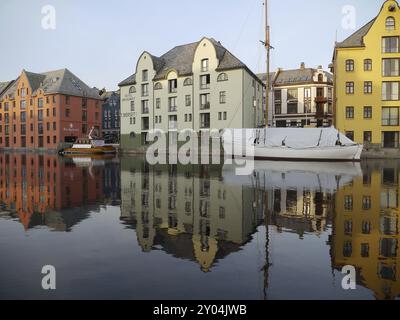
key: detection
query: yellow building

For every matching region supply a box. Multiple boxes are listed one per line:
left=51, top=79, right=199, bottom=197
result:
left=332, top=0, right=400, bottom=152
left=332, top=161, right=400, bottom=299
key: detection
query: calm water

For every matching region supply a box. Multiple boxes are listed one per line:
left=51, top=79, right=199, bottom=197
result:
left=0, top=153, right=399, bottom=300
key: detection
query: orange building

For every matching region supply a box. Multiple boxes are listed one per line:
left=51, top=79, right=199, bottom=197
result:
left=0, top=69, right=102, bottom=150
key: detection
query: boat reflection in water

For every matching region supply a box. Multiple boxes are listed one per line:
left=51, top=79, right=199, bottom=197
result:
left=0, top=153, right=400, bottom=299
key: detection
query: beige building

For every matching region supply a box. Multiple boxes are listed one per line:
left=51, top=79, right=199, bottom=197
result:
left=118, top=37, right=264, bottom=152
left=260, top=63, right=333, bottom=128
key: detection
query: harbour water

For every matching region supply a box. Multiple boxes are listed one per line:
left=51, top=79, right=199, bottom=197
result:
left=0, top=153, right=399, bottom=300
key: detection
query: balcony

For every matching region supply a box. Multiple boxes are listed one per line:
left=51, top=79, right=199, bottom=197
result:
left=200, top=102, right=210, bottom=110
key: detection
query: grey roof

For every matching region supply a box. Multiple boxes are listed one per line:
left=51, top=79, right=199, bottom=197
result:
left=0, top=81, right=13, bottom=96
left=119, top=37, right=256, bottom=86
left=336, top=18, right=376, bottom=48
left=258, top=68, right=333, bottom=86
left=0, top=69, right=102, bottom=100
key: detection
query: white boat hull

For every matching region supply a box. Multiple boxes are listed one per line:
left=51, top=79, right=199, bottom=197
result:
left=224, top=143, right=363, bottom=162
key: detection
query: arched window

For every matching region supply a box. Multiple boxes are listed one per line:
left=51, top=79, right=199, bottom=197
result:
left=217, top=73, right=228, bottom=82
left=183, top=78, right=193, bottom=86
left=386, top=17, right=395, bottom=31
left=154, top=82, right=163, bottom=90
left=318, top=74, right=324, bottom=82
left=345, top=59, right=354, bottom=72
left=129, top=86, right=136, bottom=94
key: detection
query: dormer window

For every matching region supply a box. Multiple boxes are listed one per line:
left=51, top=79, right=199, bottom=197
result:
left=386, top=17, right=395, bottom=30
left=201, top=59, right=209, bottom=72
left=318, top=74, right=324, bottom=82
left=142, top=70, right=148, bottom=82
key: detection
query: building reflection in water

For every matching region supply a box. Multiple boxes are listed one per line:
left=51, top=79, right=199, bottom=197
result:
left=0, top=153, right=120, bottom=231
left=120, top=158, right=266, bottom=272
left=332, top=160, right=400, bottom=300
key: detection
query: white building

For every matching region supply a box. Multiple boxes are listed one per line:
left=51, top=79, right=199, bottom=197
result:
left=119, top=37, right=264, bottom=151
left=259, top=63, right=333, bottom=128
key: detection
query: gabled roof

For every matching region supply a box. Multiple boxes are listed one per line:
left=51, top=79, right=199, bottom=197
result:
left=336, top=18, right=376, bottom=48
left=0, top=81, right=15, bottom=96
left=119, top=37, right=256, bottom=87
left=0, top=68, right=102, bottom=100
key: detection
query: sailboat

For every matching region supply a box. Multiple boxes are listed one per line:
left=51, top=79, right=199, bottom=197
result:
left=222, top=0, right=363, bottom=162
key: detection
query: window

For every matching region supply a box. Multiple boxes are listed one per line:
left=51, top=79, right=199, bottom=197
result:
left=382, top=107, right=399, bottom=126
left=364, top=106, right=372, bottom=119
left=364, top=59, right=372, bottom=71
left=185, top=95, right=191, bottom=107
left=217, top=73, right=228, bottom=82
left=346, top=106, right=354, bottom=119
left=383, top=58, right=400, bottom=77
left=154, top=82, right=162, bottom=90
left=344, top=195, right=353, bottom=210
left=130, top=100, right=135, bottom=111
left=38, top=98, right=43, bottom=108
left=223, top=112, right=227, bottom=120
left=200, top=113, right=210, bottom=128
left=38, top=110, right=43, bottom=121
left=21, top=112, right=26, bottom=122
left=168, top=79, right=177, bottom=93
left=287, top=89, right=298, bottom=100
left=129, top=86, right=136, bottom=94
left=65, top=96, right=70, bottom=105
left=142, top=70, right=148, bottom=82
left=382, top=82, right=399, bottom=100
left=219, top=91, right=226, bottom=104
left=20, top=100, right=26, bottom=109
left=386, top=17, right=395, bottom=31
left=156, top=98, right=161, bottom=109
left=141, top=100, right=149, bottom=114
left=364, top=131, right=372, bottom=143
left=200, top=74, right=210, bottom=89
left=345, top=59, right=354, bottom=72
left=168, top=97, right=177, bottom=112
left=318, top=74, right=323, bottom=82
left=287, top=103, right=298, bottom=114
left=346, top=82, right=354, bottom=94
left=53, top=108, right=56, bottom=116
left=82, top=110, right=87, bottom=122
left=201, top=59, right=209, bottom=72
left=345, top=131, right=354, bottom=141
left=382, top=131, right=399, bottom=148
left=344, top=220, right=353, bottom=234
left=141, top=84, right=149, bottom=97
left=183, top=78, right=192, bottom=86
left=364, top=81, right=373, bottom=94
left=362, top=196, right=372, bottom=210
left=275, top=103, right=281, bottom=115
left=218, top=112, right=222, bottom=120
left=200, top=94, right=210, bottom=110
left=38, top=123, right=43, bottom=135
left=382, top=36, right=399, bottom=53
left=82, top=97, right=87, bottom=108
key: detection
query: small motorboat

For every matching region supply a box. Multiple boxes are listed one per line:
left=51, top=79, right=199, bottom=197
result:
left=60, top=127, right=117, bottom=156
left=222, top=127, right=363, bottom=162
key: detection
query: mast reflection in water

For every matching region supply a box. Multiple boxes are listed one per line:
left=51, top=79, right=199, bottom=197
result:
left=0, top=153, right=399, bottom=300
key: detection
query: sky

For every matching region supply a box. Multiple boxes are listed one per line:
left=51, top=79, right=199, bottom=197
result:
left=0, top=0, right=382, bottom=91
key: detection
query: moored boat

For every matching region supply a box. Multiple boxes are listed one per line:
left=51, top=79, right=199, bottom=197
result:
left=222, top=127, right=363, bottom=162
left=59, top=127, right=117, bottom=156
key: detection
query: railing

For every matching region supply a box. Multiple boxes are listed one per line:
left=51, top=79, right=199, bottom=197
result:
left=200, top=122, right=210, bottom=129
left=315, top=96, right=328, bottom=103
left=142, top=107, right=149, bottom=114
left=168, top=106, right=177, bottom=112
left=200, top=102, right=210, bottom=110
left=200, top=84, right=210, bottom=90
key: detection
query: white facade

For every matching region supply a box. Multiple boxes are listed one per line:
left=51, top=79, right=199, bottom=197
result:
left=119, top=38, right=264, bottom=149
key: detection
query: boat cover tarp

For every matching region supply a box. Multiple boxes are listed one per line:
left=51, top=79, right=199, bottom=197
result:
left=223, top=127, right=356, bottom=149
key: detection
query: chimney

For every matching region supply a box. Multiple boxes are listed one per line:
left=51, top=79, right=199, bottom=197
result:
left=300, top=62, right=305, bottom=69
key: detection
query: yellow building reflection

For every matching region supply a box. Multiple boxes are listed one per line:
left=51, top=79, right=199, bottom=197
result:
left=332, top=161, right=400, bottom=300
left=120, top=158, right=265, bottom=272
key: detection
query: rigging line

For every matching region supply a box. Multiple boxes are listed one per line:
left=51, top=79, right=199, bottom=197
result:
left=232, top=0, right=260, bottom=51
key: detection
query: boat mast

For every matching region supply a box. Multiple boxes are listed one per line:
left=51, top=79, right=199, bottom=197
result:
left=264, top=0, right=271, bottom=127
